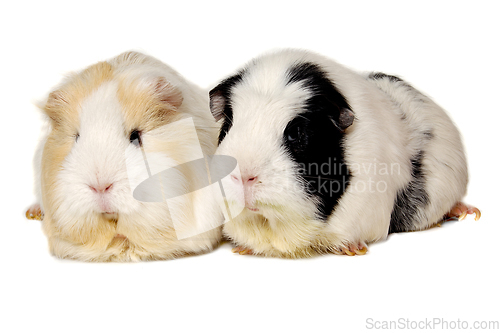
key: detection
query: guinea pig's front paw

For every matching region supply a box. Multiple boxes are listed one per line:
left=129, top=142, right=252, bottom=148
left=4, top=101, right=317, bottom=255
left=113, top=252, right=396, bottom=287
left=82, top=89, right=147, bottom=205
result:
left=333, top=241, right=368, bottom=256
left=231, top=245, right=254, bottom=255
left=26, top=204, right=43, bottom=220
left=446, top=202, right=481, bottom=221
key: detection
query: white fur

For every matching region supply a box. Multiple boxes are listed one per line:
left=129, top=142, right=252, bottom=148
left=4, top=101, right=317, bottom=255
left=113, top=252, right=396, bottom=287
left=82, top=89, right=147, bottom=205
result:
left=215, top=49, right=468, bottom=257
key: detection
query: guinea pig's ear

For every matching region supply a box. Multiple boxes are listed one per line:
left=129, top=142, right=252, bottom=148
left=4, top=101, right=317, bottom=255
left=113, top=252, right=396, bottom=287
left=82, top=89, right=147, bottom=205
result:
left=208, top=86, right=226, bottom=122
left=150, top=77, right=183, bottom=109
left=333, top=108, right=355, bottom=131
left=43, top=89, right=70, bottom=126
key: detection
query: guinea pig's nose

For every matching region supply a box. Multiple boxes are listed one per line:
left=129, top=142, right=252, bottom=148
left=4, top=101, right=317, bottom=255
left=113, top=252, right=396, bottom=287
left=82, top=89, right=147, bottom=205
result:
left=244, top=176, right=258, bottom=185
left=231, top=174, right=258, bottom=186
left=89, top=183, right=113, bottom=193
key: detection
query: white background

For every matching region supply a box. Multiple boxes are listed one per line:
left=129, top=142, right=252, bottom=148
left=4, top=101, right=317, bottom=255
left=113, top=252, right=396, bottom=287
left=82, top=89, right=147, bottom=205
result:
left=1, top=1, right=498, bottom=332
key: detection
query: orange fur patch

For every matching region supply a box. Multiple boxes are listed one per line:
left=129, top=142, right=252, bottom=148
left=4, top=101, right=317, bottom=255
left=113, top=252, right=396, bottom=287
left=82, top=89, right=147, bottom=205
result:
left=117, top=76, right=182, bottom=134
left=44, top=61, right=114, bottom=130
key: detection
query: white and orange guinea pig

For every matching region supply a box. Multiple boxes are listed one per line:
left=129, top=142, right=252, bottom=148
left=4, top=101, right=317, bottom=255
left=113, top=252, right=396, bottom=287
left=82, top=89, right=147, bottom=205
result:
left=27, top=51, right=222, bottom=262
left=209, top=49, right=480, bottom=258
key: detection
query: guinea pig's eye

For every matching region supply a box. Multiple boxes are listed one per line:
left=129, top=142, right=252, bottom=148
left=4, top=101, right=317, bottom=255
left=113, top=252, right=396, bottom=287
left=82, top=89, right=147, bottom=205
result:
left=285, top=119, right=308, bottom=144
left=75, top=133, right=80, bottom=142
left=130, top=130, right=142, bottom=147
left=287, top=125, right=301, bottom=142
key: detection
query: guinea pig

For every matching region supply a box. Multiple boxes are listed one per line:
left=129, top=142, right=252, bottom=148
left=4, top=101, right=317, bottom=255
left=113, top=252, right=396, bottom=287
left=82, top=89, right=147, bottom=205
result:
left=209, top=49, right=480, bottom=258
left=26, top=51, right=222, bottom=261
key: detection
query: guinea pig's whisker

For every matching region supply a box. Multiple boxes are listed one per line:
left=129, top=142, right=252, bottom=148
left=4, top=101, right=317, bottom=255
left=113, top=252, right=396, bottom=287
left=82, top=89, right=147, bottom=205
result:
left=223, top=111, right=234, bottom=126
left=300, top=175, right=341, bottom=181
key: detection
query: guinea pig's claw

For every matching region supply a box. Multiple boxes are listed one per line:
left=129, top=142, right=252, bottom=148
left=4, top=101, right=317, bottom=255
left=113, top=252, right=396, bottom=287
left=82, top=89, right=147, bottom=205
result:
left=353, top=245, right=368, bottom=255
left=470, top=207, right=481, bottom=221
left=343, top=248, right=355, bottom=256
left=447, top=202, right=481, bottom=221
left=232, top=246, right=253, bottom=255
left=26, top=204, right=43, bottom=221
left=335, top=242, right=368, bottom=256
left=231, top=246, right=243, bottom=253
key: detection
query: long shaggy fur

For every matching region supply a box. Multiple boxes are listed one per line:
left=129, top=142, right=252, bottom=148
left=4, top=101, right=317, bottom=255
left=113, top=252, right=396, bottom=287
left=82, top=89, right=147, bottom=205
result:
left=34, top=51, right=222, bottom=261
left=210, top=49, right=468, bottom=258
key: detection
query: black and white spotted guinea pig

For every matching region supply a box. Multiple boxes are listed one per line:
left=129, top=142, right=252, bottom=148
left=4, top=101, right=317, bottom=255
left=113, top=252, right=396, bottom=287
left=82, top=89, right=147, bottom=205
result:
left=26, top=51, right=222, bottom=261
left=209, top=49, right=480, bottom=258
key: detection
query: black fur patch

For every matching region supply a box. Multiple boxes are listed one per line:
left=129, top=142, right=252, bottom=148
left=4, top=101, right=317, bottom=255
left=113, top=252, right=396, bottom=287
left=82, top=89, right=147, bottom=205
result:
left=368, top=72, right=404, bottom=83
left=423, top=130, right=434, bottom=139
left=209, top=70, right=246, bottom=144
left=283, top=62, right=352, bottom=220
left=389, top=151, right=429, bottom=233
left=368, top=71, right=419, bottom=94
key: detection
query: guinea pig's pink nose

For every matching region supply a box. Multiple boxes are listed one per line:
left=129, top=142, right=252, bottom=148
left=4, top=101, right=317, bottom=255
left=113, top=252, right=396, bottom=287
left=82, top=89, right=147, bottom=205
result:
left=231, top=174, right=258, bottom=186
left=244, top=176, right=258, bottom=185
left=89, top=183, right=113, bottom=193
